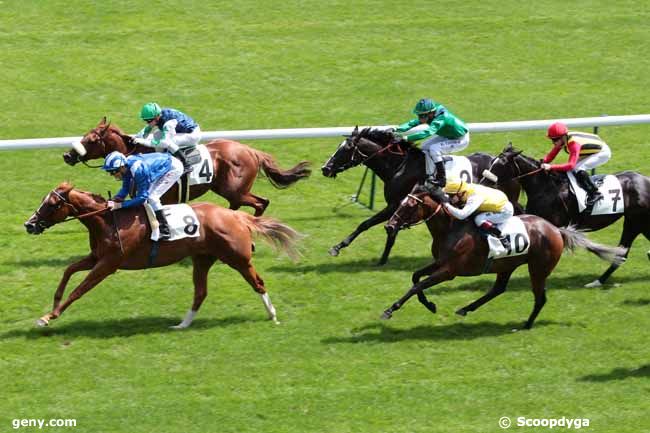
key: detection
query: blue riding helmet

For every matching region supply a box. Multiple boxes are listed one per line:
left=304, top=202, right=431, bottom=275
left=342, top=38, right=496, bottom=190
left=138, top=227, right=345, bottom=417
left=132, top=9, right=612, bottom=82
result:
left=103, top=151, right=127, bottom=172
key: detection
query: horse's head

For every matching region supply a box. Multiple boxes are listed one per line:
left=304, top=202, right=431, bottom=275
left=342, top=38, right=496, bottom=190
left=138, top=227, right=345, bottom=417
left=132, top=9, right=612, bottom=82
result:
left=63, top=117, right=130, bottom=165
left=484, top=143, right=540, bottom=184
left=385, top=185, right=447, bottom=235
left=24, top=183, right=78, bottom=234
left=321, top=126, right=384, bottom=177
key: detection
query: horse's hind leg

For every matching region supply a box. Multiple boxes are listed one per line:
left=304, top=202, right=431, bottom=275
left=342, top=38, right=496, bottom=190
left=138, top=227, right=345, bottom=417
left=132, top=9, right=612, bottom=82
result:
left=231, top=261, right=278, bottom=324
left=523, top=275, right=547, bottom=330
left=587, top=220, right=640, bottom=288
left=171, top=255, right=216, bottom=329
left=222, top=190, right=269, bottom=217
left=456, top=270, right=513, bottom=317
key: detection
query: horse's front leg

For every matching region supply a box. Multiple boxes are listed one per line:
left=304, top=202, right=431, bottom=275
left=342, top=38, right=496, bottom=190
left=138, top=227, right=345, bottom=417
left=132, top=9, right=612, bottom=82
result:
left=377, top=230, right=398, bottom=265
left=329, top=205, right=397, bottom=257
left=52, top=255, right=97, bottom=310
left=37, top=258, right=119, bottom=327
left=382, top=264, right=454, bottom=319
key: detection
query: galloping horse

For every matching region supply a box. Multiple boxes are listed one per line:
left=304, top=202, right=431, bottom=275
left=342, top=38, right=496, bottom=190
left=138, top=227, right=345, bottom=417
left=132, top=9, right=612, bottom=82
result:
left=486, top=144, right=650, bottom=287
left=63, top=117, right=312, bottom=216
left=382, top=186, right=625, bottom=329
left=321, top=127, right=522, bottom=265
left=24, top=182, right=301, bottom=328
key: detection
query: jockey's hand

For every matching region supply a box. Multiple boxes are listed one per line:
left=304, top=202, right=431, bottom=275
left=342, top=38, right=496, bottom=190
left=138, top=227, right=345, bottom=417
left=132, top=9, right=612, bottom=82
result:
left=107, top=200, right=122, bottom=210
left=541, top=163, right=552, bottom=171
left=133, top=137, right=149, bottom=146
left=391, top=132, right=404, bottom=143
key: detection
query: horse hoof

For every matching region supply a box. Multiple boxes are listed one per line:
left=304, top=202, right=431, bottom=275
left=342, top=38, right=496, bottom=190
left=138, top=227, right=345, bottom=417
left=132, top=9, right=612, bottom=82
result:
left=584, top=279, right=603, bottom=288
left=380, top=311, right=392, bottom=320
left=455, top=309, right=467, bottom=317
left=36, top=318, right=49, bottom=327
left=272, top=318, right=281, bottom=325
left=170, top=324, right=189, bottom=330
left=647, top=250, right=650, bottom=261
left=328, top=247, right=340, bottom=257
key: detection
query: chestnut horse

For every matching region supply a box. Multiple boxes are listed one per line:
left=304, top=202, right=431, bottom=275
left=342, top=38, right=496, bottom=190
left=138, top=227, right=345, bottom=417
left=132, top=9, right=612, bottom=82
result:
left=24, top=182, right=301, bottom=328
left=382, top=186, right=625, bottom=329
left=63, top=117, right=312, bottom=216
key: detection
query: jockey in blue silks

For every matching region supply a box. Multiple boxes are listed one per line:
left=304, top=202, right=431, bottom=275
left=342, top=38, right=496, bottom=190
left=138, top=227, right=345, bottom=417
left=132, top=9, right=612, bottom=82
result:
left=102, top=151, right=183, bottom=240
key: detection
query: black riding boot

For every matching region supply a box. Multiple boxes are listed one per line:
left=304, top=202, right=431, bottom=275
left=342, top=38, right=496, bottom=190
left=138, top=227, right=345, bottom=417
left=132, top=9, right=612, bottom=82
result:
left=155, top=210, right=172, bottom=241
left=575, top=170, right=603, bottom=206
left=433, top=161, right=447, bottom=188
left=173, top=150, right=193, bottom=174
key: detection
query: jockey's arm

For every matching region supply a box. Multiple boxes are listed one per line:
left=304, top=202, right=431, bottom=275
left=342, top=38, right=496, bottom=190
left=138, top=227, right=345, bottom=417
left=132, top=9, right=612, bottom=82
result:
left=542, top=144, right=562, bottom=164
left=444, top=194, right=484, bottom=220
left=548, top=140, right=580, bottom=172
left=120, top=167, right=149, bottom=209
left=394, top=118, right=420, bottom=133
left=135, top=125, right=153, bottom=139
left=153, top=119, right=179, bottom=153
left=403, top=119, right=443, bottom=142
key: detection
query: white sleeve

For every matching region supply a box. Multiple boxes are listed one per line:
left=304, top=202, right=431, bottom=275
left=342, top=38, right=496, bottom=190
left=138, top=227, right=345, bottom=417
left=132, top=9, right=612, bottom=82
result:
left=443, top=194, right=484, bottom=220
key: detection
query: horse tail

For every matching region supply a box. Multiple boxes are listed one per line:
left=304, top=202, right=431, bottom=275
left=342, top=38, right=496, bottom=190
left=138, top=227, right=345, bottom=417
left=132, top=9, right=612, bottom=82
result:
left=559, top=227, right=626, bottom=265
left=252, top=149, right=312, bottom=189
left=240, top=214, right=303, bottom=261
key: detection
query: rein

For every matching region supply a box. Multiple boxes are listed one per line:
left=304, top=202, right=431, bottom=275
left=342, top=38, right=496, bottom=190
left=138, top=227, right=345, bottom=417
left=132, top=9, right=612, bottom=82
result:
left=396, top=194, right=445, bottom=229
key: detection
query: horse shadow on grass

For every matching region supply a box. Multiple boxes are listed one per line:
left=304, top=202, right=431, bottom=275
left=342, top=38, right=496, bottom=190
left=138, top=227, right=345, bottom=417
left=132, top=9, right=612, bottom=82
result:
left=578, top=364, right=650, bottom=382
left=322, top=320, right=566, bottom=344
left=0, top=315, right=260, bottom=340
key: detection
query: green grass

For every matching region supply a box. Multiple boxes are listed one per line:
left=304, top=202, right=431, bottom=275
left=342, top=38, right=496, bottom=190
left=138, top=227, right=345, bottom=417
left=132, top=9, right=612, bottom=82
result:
left=1, top=1, right=649, bottom=432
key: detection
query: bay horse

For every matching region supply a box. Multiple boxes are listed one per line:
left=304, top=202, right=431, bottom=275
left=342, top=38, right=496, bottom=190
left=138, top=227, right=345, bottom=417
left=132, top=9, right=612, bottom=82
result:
left=24, top=182, right=301, bottom=328
left=486, top=144, right=650, bottom=287
left=382, top=185, right=625, bottom=329
left=321, top=126, right=522, bottom=265
left=63, top=117, right=312, bottom=216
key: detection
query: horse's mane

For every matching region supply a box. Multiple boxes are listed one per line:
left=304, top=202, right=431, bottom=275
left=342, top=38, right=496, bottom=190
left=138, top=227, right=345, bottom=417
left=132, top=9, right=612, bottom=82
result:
left=56, top=182, right=106, bottom=203
left=358, top=127, right=418, bottom=153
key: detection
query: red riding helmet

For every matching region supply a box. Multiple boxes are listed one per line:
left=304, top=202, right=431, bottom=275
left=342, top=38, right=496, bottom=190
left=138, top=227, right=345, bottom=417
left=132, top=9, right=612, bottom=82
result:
left=547, top=122, right=568, bottom=139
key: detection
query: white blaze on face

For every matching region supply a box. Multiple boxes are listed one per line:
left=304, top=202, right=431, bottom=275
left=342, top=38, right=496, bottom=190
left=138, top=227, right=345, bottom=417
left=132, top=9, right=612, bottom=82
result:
left=71, top=140, right=87, bottom=156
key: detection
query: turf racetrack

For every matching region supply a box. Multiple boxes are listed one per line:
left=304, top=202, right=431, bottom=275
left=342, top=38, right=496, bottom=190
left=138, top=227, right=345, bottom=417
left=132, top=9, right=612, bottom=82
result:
left=1, top=1, right=649, bottom=432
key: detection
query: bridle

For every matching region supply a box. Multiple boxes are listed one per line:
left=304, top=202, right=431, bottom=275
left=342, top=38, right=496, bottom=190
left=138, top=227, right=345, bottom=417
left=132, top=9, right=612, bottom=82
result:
left=78, top=126, right=136, bottom=168
left=35, top=189, right=109, bottom=226
left=329, top=135, right=405, bottom=172
left=392, top=193, right=446, bottom=230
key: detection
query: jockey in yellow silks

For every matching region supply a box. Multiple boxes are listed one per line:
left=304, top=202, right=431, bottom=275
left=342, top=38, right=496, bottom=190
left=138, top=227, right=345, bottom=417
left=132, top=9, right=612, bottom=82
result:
left=442, top=180, right=514, bottom=247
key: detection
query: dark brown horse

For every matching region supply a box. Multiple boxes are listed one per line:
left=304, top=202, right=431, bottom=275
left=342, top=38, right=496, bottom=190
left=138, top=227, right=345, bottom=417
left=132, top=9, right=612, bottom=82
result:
left=63, top=117, right=311, bottom=216
left=24, top=182, right=302, bottom=328
left=382, top=186, right=625, bottom=329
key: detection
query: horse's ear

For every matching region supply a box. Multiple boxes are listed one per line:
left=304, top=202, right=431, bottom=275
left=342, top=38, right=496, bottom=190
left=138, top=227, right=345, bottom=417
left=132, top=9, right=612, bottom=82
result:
left=100, top=116, right=107, bottom=126
left=353, top=125, right=359, bottom=135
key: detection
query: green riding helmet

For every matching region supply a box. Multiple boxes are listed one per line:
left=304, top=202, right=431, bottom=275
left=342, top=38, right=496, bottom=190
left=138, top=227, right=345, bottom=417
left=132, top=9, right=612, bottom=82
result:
left=140, top=102, right=162, bottom=121
left=412, top=98, right=437, bottom=115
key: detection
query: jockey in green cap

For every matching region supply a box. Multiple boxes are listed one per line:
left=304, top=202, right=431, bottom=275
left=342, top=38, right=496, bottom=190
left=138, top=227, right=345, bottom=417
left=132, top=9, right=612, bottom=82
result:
left=133, top=102, right=202, bottom=174
left=393, top=98, right=469, bottom=188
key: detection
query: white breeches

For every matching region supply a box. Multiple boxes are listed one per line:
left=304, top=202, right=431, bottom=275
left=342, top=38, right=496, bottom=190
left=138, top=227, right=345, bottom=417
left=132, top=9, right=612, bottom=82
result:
left=421, top=133, right=470, bottom=174
left=147, top=158, right=184, bottom=211
left=574, top=144, right=611, bottom=171
left=153, top=126, right=202, bottom=153
left=473, top=201, right=514, bottom=227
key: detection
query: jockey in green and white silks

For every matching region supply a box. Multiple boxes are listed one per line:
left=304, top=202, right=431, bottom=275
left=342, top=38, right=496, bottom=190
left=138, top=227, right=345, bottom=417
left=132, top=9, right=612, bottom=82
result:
left=133, top=102, right=202, bottom=174
left=394, top=98, right=469, bottom=188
